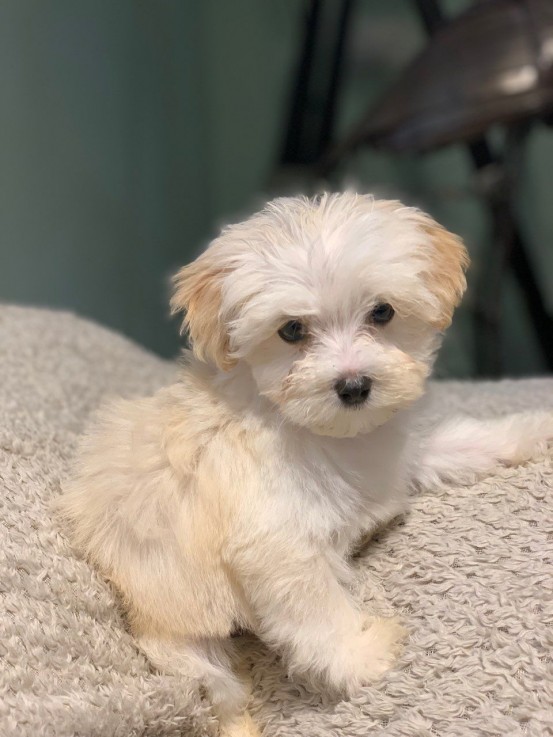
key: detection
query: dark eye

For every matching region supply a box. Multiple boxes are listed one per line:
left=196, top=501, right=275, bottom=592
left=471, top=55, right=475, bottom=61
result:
left=278, top=320, right=307, bottom=343
left=370, top=303, right=395, bottom=325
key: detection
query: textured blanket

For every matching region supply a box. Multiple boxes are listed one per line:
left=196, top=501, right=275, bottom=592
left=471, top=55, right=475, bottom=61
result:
left=1, top=305, right=552, bottom=737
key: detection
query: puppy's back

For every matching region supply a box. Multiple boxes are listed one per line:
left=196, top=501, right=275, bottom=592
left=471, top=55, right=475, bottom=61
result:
left=55, top=380, right=244, bottom=640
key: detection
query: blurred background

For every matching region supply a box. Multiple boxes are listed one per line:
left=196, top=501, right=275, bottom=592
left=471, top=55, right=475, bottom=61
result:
left=1, top=0, right=552, bottom=378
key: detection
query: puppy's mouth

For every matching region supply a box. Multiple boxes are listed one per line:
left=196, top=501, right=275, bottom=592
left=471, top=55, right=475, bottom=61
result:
left=339, top=403, right=368, bottom=412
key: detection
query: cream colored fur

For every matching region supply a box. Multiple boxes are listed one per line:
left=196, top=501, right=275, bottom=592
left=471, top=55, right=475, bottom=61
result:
left=56, top=193, right=553, bottom=736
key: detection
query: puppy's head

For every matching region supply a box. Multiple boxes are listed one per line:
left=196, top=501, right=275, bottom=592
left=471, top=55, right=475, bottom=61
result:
left=172, top=193, right=468, bottom=437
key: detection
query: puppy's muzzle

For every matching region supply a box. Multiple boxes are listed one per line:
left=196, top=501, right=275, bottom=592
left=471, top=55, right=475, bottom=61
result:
left=334, top=376, right=372, bottom=407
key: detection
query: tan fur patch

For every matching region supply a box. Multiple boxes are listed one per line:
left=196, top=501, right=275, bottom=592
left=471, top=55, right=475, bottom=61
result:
left=421, top=221, right=469, bottom=329
left=171, top=256, right=236, bottom=370
left=372, top=199, right=469, bottom=329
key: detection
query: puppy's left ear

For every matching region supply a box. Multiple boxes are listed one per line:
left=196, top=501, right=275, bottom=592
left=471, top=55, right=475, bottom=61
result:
left=416, top=212, right=470, bottom=330
left=170, top=253, right=236, bottom=370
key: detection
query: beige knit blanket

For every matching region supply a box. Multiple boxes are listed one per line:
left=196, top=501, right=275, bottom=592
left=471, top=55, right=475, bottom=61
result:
left=1, top=305, right=551, bottom=737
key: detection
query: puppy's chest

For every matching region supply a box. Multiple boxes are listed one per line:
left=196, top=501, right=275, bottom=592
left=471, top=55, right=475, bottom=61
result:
left=279, top=428, right=409, bottom=547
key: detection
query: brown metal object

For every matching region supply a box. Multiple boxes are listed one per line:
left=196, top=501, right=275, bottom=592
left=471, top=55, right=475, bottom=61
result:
left=327, top=0, right=553, bottom=157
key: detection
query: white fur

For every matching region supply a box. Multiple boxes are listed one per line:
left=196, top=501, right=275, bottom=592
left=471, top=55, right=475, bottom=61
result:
left=56, top=193, right=552, bottom=736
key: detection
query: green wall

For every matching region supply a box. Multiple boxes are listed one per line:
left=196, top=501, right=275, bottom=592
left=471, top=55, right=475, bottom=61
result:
left=0, top=1, right=300, bottom=356
left=1, top=1, right=551, bottom=376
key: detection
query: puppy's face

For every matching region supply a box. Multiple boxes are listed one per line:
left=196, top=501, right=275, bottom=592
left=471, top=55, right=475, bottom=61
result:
left=172, top=194, right=468, bottom=438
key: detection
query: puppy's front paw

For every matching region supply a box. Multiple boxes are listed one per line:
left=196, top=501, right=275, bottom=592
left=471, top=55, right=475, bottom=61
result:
left=324, top=616, right=407, bottom=695
left=348, top=616, right=407, bottom=686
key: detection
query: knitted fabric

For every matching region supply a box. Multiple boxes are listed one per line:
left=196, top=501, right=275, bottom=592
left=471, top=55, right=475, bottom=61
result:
left=1, top=305, right=551, bottom=736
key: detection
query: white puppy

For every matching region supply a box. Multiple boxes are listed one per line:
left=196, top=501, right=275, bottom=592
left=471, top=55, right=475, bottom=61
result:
left=57, top=193, right=553, bottom=737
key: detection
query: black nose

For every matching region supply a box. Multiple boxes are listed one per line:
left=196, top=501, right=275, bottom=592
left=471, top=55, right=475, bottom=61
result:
left=334, top=376, right=372, bottom=407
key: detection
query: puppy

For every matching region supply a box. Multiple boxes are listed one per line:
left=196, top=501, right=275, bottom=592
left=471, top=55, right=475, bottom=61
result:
left=57, top=193, right=553, bottom=737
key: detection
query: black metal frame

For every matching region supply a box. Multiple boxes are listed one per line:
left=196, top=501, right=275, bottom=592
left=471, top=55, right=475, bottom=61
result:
left=280, top=0, right=354, bottom=166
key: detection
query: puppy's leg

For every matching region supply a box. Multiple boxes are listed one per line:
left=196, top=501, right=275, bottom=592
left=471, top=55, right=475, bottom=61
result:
left=414, top=412, right=553, bottom=488
left=139, top=636, right=260, bottom=737
left=231, top=540, right=406, bottom=695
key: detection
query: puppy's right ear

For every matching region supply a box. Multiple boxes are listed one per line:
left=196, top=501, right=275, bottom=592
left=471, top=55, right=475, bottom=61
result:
left=170, top=253, right=236, bottom=371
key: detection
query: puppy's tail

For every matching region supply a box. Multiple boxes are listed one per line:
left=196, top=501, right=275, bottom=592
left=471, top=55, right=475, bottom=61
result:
left=413, top=412, right=553, bottom=489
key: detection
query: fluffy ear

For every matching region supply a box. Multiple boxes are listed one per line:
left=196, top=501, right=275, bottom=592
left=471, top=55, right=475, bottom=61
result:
left=170, top=253, right=236, bottom=370
left=415, top=212, right=470, bottom=330
left=372, top=198, right=469, bottom=329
